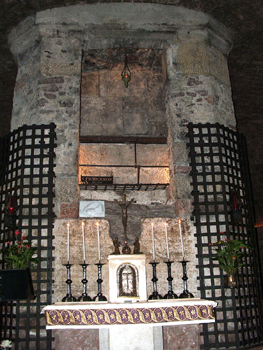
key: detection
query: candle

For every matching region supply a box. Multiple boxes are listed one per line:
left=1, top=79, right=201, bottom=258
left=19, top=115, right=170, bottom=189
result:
left=165, top=222, right=170, bottom=261
left=67, top=222, right=70, bottom=263
left=151, top=222, right=155, bottom=261
left=97, top=222, right=101, bottom=262
left=178, top=219, right=185, bottom=259
left=82, top=221, right=86, bottom=262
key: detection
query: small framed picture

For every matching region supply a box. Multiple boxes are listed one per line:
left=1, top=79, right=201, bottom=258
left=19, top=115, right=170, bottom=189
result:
left=79, top=201, right=105, bottom=217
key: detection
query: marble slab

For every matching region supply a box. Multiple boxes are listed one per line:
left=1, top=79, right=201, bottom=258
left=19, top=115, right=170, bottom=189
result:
left=108, top=254, right=147, bottom=303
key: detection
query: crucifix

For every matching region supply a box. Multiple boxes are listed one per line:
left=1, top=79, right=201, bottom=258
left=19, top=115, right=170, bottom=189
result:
left=115, top=194, right=134, bottom=254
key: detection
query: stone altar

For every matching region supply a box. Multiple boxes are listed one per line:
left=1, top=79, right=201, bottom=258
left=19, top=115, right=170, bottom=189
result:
left=43, top=299, right=217, bottom=350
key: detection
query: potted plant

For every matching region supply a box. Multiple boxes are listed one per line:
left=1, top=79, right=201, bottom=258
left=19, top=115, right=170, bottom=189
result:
left=210, top=236, right=252, bottom=288
left=0, top=230, right=37, bottom=301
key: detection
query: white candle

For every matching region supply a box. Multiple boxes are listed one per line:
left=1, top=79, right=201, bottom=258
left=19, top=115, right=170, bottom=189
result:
left=178, top=219, right=185, bottom=259
left=151, top=223, right=155, bottom=261
left=97, top=222, right=101, bottom=262
left=82, top=221, right=86, bottom=262
left=165, top=222, right=170, bottom=261
left=67, top=222, right=70, bottom=263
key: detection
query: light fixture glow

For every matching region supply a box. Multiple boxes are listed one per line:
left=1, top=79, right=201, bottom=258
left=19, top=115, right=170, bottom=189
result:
left=121, top=53, right=131, bottom=88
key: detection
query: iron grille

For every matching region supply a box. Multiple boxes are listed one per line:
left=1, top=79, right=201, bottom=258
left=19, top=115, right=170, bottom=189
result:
left=79, top=183, right=169, bottom=191
left=0, top=123, right=56, bottom=350
left=187, top=122, right=263, bottom=349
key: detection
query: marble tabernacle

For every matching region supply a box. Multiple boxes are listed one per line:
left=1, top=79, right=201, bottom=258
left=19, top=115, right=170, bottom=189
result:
left=108, top=254, right=147, bottom=303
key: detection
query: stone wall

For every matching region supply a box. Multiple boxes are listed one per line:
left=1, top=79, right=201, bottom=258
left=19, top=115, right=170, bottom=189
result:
left=79, top=143, right=169, bottom=184
left=228, top=43, right=263, bottom=226
left=8, top=4, right=235, bottom=349
left=81, top=48, right=166, bottom=137
left=53, top=216, right=197, bottom=303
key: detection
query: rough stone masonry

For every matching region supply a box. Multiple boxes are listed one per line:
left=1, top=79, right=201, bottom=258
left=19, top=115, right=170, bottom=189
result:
left=8, top=3, right=235, bottom=349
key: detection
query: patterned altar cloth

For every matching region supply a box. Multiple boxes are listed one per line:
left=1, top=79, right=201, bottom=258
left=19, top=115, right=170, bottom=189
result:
left=43, top=299, right=217, bottom=329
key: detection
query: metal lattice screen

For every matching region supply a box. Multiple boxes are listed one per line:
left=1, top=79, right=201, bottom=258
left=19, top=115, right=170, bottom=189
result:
left=0, top=123, right=56, bottom=350
left=187, top=122, right=263, bottom=349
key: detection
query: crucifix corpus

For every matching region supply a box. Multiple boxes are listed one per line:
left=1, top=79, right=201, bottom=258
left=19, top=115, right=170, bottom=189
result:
left=115, top=194, right=134, bottom=254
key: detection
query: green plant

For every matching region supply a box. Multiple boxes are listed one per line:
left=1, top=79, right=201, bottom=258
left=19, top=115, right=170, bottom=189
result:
left=210, top=236, right=252, bottom=275
left=3, top=231, right=38, bottom=269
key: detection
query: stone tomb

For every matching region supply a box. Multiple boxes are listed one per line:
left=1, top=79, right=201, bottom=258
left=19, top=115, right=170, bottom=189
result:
left=9, top=3, right=235, bottom=348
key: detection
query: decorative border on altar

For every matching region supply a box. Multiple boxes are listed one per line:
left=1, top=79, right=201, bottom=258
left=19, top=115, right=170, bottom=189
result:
left=45, top=304, right=215, bottom=327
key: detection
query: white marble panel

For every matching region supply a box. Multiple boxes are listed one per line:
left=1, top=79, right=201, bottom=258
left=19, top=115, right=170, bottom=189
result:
left=109, top=325, right=155, bottom=350
left=108, top=254, right=147, bottom=303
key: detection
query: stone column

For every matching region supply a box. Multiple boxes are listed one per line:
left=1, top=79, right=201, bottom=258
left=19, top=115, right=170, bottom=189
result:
left=164, top=25, right=234, bottom=310
left=166, top=25, right=234, bottom=211
left=8, top=15, right=83, bottom=218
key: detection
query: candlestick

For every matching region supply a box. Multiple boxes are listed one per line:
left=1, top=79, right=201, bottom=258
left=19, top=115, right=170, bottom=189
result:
left=97, top=222, right=101, bottom=262
left=148, top=262, right=162, bottom=300
left=178, top=219, right=185, bottom=259
left=67, top=222, right=70, bottom=263
left=78, top=263, right=92, bottom=301
left=163, top=261, right=178, bottom=299
left=151, top=223, right=155, bottom=261
left=62, top=263, right=76, bottom=302
left=82, top=221, right=86, bottom=262
left=165, top=222, right=170, bottom=261
left=93, top=263, right=107, bottom=301
left=179, top=260, right=194, bottom=298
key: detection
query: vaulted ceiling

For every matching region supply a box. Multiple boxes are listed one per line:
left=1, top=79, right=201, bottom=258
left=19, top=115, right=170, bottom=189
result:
left=1, top=0, right=263, bottom=224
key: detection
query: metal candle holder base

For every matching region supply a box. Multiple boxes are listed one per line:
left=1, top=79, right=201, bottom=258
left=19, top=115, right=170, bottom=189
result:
left=93, top=262, right=107, bottom=302
left=62, top=263, right=77, bottom=302
left=179, top=260, right=194, bottom=298
left=78, top=263, right=92, bottom=302
left=148, top=262, right=163, bottom=300
left=163, top=261, right=178, bottom=299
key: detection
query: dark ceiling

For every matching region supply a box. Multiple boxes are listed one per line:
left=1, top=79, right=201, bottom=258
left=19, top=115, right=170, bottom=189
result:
left=1, top=0, right=263, bottom=224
